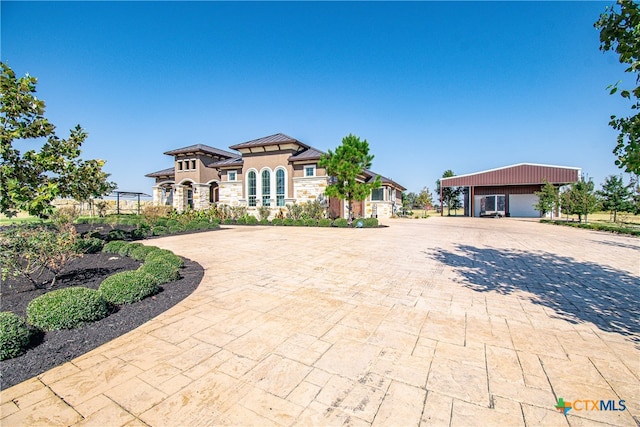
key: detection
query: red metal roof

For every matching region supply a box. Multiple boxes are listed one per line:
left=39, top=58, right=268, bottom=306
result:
left=440, top=163, right=580, bottom=187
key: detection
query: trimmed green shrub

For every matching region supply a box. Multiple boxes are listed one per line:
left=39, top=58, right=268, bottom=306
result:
left=130, top=228, right=149, bottom=240
left=333, top=218, right=349, bottom=227
left=223, top=218, right=235, bottom=225
left=294, top=219, right=306, bottom=227
left=305, top=219, right=317, bottom=227
left=74, top=237, right=104, bottom=254
left=0, top=312, right=37, bottom=360
left=106, top=229, right=128, bottom=241
left=27, top=287, right=109, bottom=331
left=152, top=226, right=168, bottom=236
left=318, top=218, right=332, bottom=227
left=118, top=242, right=143, bottom=257
left=362, top=218, right=379, bottom=228
left=128, top=245, right=159, bottom=261
left=246, top=216, right=259, bottom=225
left=166, top=219, right=179, bottom=227
left=102, top=240, right=128, bottom=254
left=272, top=218, right=283, bottom=226
left=236, top=217, right=247, bottom=225
left=138, top=260, right=180, bottom=285
left=283, top=218, right=295, bottom=226
left=259, top=219, right=270, bottom=225
left=184, top=220, right=202, bottom=231
left=99, top=271, right=159, bottom=305
left=169, top=225, right=184, bottom=234
left=145, top=249, right=184, bottom=268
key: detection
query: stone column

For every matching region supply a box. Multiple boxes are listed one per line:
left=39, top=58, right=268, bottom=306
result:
left=192, top=183, right=211, bottom=210
left=173, top=184, right=185, bottom=213
left=152, top=186, right=163, bottom=206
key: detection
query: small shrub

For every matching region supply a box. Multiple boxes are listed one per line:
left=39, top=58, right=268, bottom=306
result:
left=301, top=200, right=326, bottom=220
left=334, top=218, right=349, bottom=228
left=257, top=206, right=271, bottom=221
left=246, top=216, right=259, bottom=225
left=294, top=219, right=306, bottom=227
left=138, top=260, right=180, bottom=285
left=102, top=240, right=128, bottom=254
left=318, top=218, right=332, bottom=227
left=305, top=218, right=317, bottom=227
left=99, top=271, right=159, bottom=305
left=146, top=249, right=184, bottom=268
left=106, top=229, right=128, bottom=242
left=362, top=218, right=379, bottom=228
left=168, top=224, right=184, bottom=234
left=166, top=219, right=179, bottom=227
left=128, top=245, right=159, bottom=261
left=142, top=205, right=173, bottom=226
left=0, top=312, right=37, bottom=360
left=272, top=218, right=283, bottom=226
left=223, top=218, right=235, bottom=225
left=130, top=228, right=149, bottom=240
left=184, top=220, right=201, bottom=231
left=118, top=242, right=143, bottom=257
left=155, top=218, right=168, bottom=227
left=74, top=237, right=104, bottom=254
left=259, top=219, right=270, bottom=225
left=236, top=217, right=247, bottom=225
left=27, top=287, right=109, bottom=331
left=283, top=218, right=295, bottom=226
left=152, top=226, right=168, bottom=236
left=286, top=203, right=304, bottom=220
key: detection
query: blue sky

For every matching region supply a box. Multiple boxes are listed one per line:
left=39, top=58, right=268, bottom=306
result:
left=1, top=1, right=634, bottom=195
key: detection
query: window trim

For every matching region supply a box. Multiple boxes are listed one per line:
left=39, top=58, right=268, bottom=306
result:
left=371, top=187, right=385, bottom=201
left=261, top=168, right=271, bottom=207
left=247, top=169, right=257, bottom=207
left=228, top=170, right=237, bottom=181
left=275, top=167, right=286, bottom=207
left=304, top=165, right=316, bottom=177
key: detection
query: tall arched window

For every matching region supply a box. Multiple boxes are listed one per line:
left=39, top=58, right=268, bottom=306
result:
left=248, top=171, right=257, bottom=207
left=276, top=169, right=285, bottom=206
left=262, top=170, right=271, bottom=206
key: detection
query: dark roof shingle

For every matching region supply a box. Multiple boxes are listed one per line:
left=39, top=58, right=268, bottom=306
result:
left=229, top=133, right=308, bottom=150
left=145, top=167, right=175, bottom=178
left=164, top=144, right=239, bottom=158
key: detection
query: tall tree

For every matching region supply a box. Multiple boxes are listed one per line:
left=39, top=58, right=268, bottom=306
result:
left=436, top=170, right=462, bottom=216
left=319, top=134, right=381, bottom=222
left=0, top=62, right=115, bottom=217
left=534, top=181, right=559, bottom=218
left=594, top=0, right=640, bottom=174
left=598, top=175, right=632, bottom=222
left=562, top=177, right=599, bottom=223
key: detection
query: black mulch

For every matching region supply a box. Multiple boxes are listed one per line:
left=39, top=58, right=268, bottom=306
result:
left=0, top=251, right=203, bottom=390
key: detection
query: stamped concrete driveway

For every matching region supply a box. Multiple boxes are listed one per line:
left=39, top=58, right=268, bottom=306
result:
left=2, top=218, right=639, bottom=426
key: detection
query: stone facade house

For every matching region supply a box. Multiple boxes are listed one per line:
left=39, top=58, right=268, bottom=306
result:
left=146, top=133, right=405, bottom=219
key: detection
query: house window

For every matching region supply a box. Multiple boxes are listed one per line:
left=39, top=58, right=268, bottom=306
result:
left=228, top=171, right=237, bottom=181
left=262, top=169, right=271, bottom=206
left=276, top=169, right=285, bottom=206
left=191, top=160, right=196, bottom=170
left=248, top=171, right=256, bottom=207
left=371, top=188, right=384, bottom=201
left=304, top=165, right=315, bottom=177
left=177, top=161, right=183, bottom=171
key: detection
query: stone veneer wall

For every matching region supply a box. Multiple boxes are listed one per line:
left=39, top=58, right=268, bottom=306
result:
left=292, top=176, right=328, bottom=203
left=365, top=201, right=395, bottom=219
left=219, top=181, right=243, bottom=206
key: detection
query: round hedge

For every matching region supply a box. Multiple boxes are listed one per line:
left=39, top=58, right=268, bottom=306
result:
left=118, top=242, right=143, bottom=257
left=145, top=249, right=184, bottom=269
left=0, top=312, right=37, bottom=360
left=128, top=245, right=160, bottom=261
left=27, top=287, right=109, bottom=331
left=138, top=260, right=180, bottom=285
left=99, top=271, right=159, bottom=305
left=102, top=240, right=128, bottom=254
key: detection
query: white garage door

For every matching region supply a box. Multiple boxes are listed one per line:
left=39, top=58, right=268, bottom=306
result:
left=509, top=194, right=540, bottom=218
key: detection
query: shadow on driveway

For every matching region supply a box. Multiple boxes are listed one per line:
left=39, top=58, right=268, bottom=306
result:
left=430, top=245, right=639, bottom=342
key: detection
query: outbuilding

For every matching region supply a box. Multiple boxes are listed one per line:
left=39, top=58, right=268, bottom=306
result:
left=440, top=163, right=580, bottom=218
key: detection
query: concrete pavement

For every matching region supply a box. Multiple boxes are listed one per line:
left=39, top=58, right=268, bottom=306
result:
left=2, top=217, right=639, bottom=426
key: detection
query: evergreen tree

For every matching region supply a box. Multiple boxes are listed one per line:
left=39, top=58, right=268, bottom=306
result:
left=563, top=177, right=599, bottom=223
left=598, top=175, right=632, bottom=222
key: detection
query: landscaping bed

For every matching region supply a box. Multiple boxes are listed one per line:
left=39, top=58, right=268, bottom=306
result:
left=0, top=251, right=203, bottom=390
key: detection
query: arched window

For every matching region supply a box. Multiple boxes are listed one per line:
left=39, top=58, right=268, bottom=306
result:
left=276, top=169, right=285, bottom=206
left=262, top=169, right=271, bottom=206
left=248, top=171, right=257, bottom=207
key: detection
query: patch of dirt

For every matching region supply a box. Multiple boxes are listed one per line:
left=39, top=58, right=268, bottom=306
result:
left=0, top=251, right=203, bottom=390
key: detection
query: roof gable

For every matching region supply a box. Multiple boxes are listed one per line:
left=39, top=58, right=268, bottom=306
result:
left=164, top=144, right=239, bottom=159
left=229, top=133, right=309, bottom=152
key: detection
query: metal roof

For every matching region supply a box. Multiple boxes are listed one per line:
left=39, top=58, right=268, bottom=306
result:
left=145, top=167, right=175, bottom=178
left=440, top=163, right=581, bottom=187
left=163, top=144, right=239, bottom=158
left=289, top=147, right=325, bottom=162
left=229, top=133, right=309, bottom=150
left=207, top=157, right=244, bottom=168
left=363, top=169, right=407, bottom=191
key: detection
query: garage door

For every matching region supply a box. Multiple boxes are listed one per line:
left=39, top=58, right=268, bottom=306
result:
left=509, top=194, right=540, bottom=217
